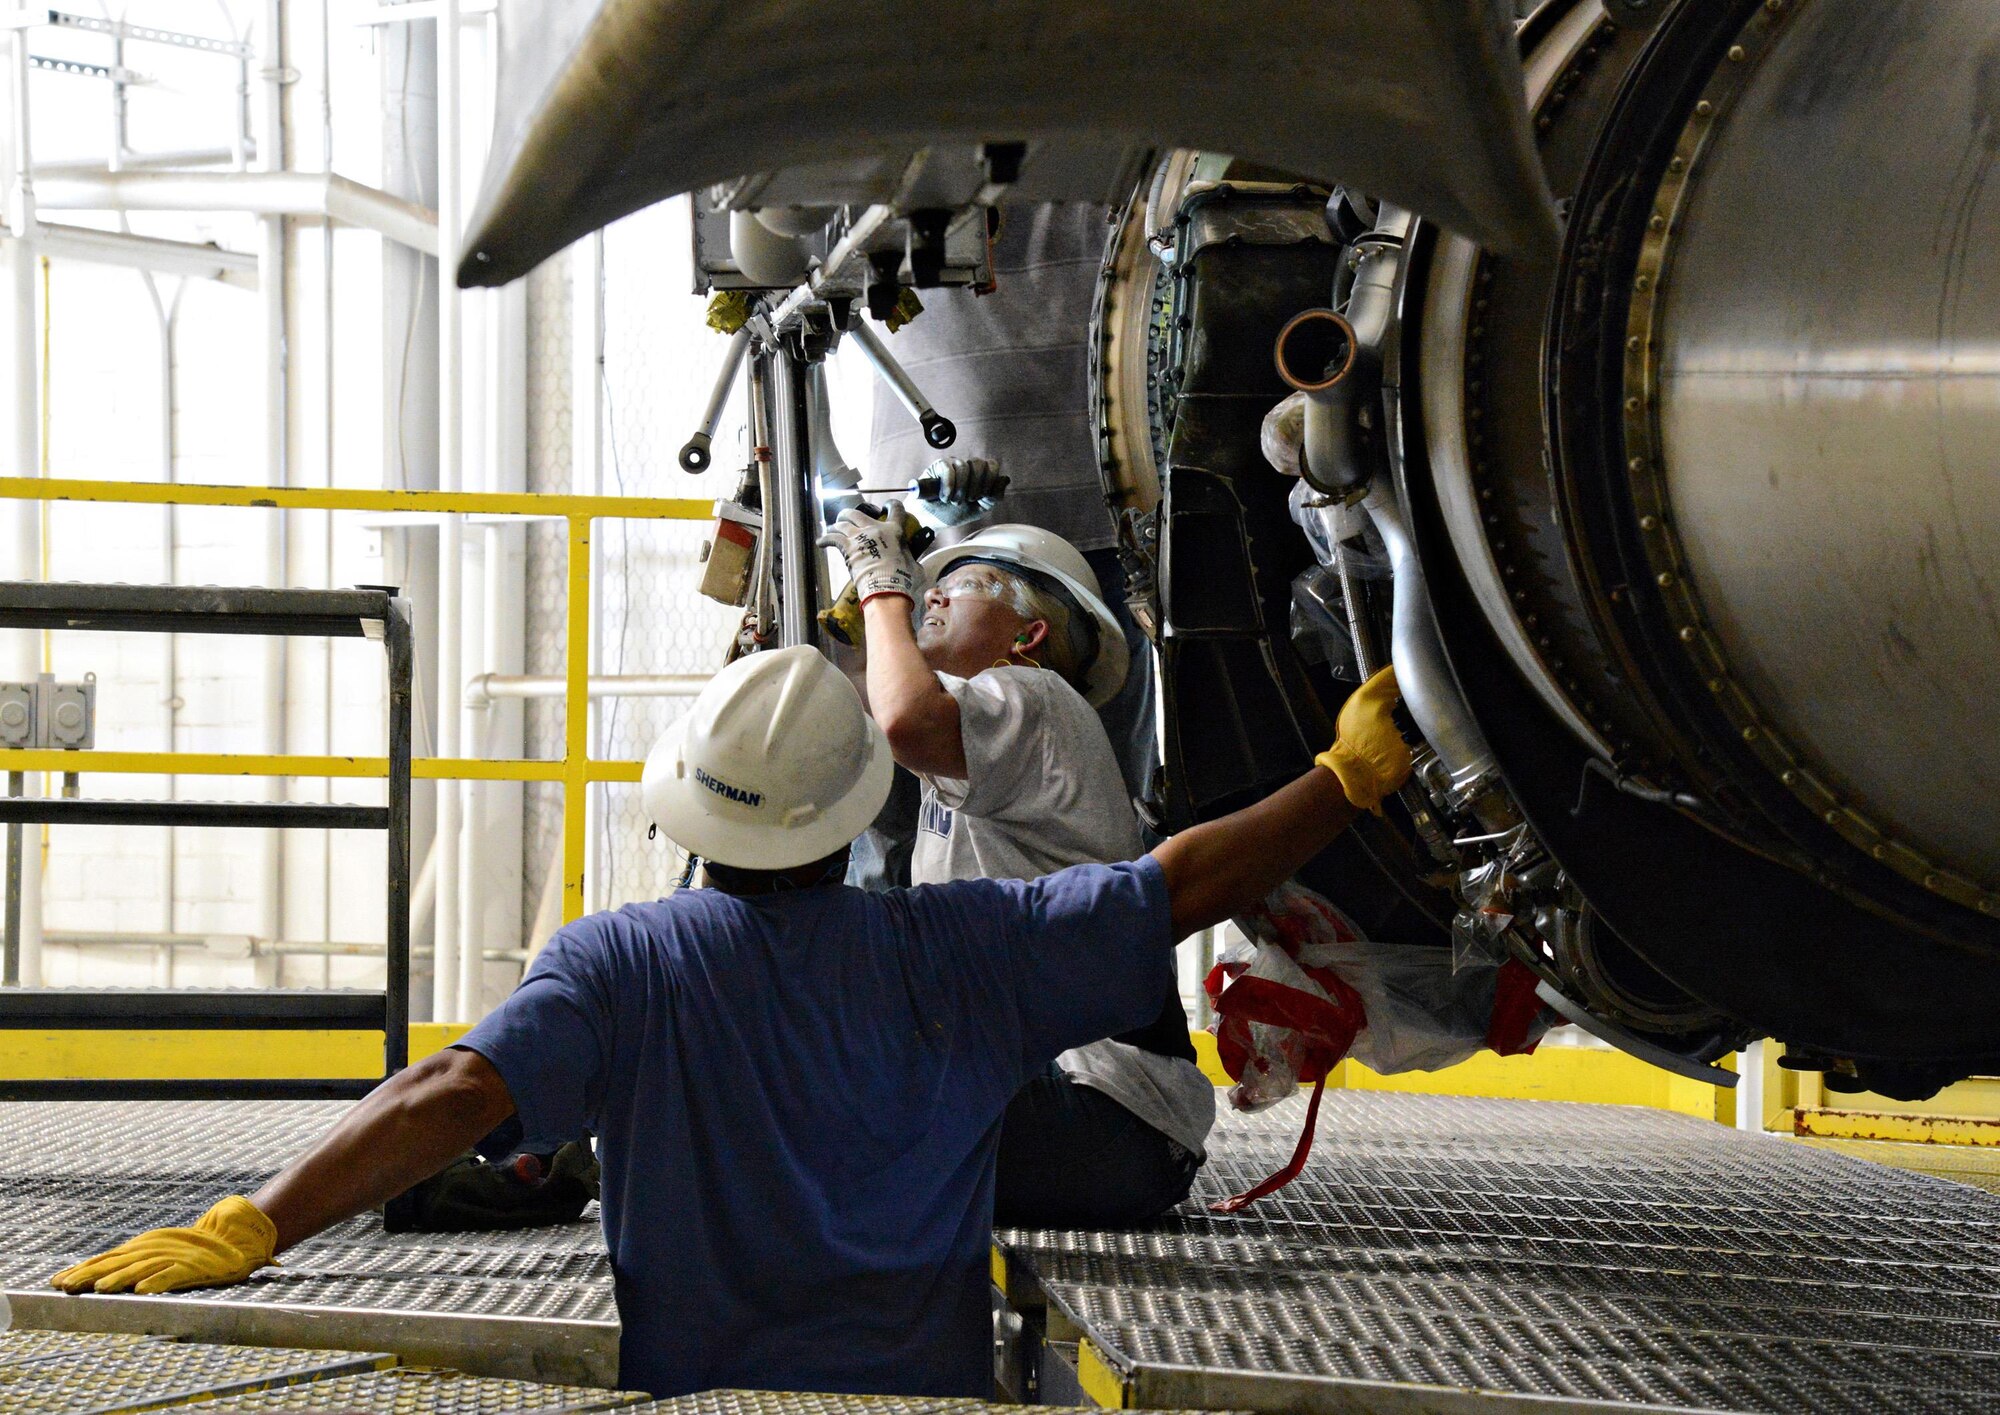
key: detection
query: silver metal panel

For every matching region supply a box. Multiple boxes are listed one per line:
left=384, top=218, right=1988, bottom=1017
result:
left=1002, top=1092, right=2000, bottom=1414
left=1652, top=0, right=2000, bottom=895
left=462, top=0, right=1557, bottom=287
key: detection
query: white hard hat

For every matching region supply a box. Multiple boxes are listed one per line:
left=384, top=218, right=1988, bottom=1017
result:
left=921, top=524, right=1130, bottom=708
left=641, top=646, right=893, bottom=870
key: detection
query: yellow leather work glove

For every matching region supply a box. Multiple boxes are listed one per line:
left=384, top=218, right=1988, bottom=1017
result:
left=1314, top=665, right=1413, bottom=815
left=50, top=1195, right=277, bottom=1295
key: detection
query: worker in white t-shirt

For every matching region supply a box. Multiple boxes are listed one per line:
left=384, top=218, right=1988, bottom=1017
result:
left=822, top=508, right=1215, bottom=1226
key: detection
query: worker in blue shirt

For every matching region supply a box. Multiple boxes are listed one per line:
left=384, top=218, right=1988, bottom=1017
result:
left=49, top=645, right=1411, bottom=1401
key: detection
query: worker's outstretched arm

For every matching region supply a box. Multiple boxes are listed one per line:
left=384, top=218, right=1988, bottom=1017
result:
left=860, top=591, right=965, bottom=777
left=1154, top=666, right=1410, bottom=938
left=821, top=503, right=966, bottom=778
left=51, top=1047, right=515, bottom=1295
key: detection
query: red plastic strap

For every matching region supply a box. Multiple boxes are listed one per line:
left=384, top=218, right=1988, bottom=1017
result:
left=1212, top=971, right=1358, bottom=1043
left=1209, top=1072, right=1328, bottom=1214
left=1486, top=957, right=1546, bottom=1056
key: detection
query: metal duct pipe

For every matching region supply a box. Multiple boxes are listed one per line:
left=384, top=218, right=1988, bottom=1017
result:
left=1273, top=213, right=1494, bottom=797
left=1362, top=479, right=1496, bottom=805
left=726, top=208, right=809, bottom=287
left=1274, top=227, right=1404, bottom=498
left=1274, top=307, right=1365, bottom=497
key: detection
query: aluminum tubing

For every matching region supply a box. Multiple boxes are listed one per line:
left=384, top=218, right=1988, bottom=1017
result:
left=1363, top=479, right=1495, bottom=801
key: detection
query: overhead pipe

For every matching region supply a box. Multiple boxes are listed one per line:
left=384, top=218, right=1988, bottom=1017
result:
left=465, top=672, right=706, bottom=706
left=32, top=169, right=438, bottom=254
left=16, top=223, right=257, bottom=286
left=35, top=147, right=250, bottom=176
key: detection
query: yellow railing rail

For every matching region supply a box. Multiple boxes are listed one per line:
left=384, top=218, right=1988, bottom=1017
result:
left=0, top=750, right=642, bottom=784
left=0, top=475, right=708, bottom=522
left=0, top=475, right=707, bottom=923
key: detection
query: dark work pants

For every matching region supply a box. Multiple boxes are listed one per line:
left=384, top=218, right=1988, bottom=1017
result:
left=992, top=1065, right=1201, bottom=1229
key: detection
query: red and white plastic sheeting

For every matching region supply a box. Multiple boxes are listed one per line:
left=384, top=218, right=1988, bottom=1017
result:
left=1204, top=882, right=1549, bottom=1212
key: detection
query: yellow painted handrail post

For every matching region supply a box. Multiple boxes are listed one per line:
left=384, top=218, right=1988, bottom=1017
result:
left=562, top=514, right=591, bottom=922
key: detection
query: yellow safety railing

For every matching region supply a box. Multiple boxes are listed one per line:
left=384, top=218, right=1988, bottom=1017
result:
left=1783, top=1066, right=2000, bottom=1146
left=0, top=475, right=711, bottom=924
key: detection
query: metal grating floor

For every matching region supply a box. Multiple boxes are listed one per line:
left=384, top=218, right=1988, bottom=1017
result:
left=621, top=1395, right=1233, bottom=1415
left=999, top=1092, right=2000, bottom=1413
left=0, top=1328, right=389, bottom=1414
left=0, top=1328, right=644, bottom=1412
left=0, top=1101, right=616, bottom=1324
left=183, top=1366, right=645, bottom=1413
left=0, top=1094, right=1995, bottom=1410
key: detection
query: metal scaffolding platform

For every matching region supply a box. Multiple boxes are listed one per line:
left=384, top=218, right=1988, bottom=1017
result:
left=0, top=1093, right=1993, bottom=1410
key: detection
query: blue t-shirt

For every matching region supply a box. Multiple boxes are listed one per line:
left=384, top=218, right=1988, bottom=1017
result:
left=457, top=856, right=1173, bottom=1399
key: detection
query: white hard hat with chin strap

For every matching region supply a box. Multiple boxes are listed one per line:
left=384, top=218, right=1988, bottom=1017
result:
left=921, top=524, right=1130, bottom=708
left=642, top=646, right=893, bottom=870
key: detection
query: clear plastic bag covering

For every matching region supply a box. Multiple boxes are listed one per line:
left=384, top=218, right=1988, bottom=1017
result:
left=1260, top=390, right=1307, bottom=477
left=1200, top=881, right=1551, bottom=1213
left=1287, top=480, right=1392, bottom=576
left=1291, top=564, right=1361, bottom=683
left=1206, top=880, right=1551, bottom=1109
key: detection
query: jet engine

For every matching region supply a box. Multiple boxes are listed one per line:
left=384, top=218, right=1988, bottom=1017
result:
left=1095, top=0, right=2000, bottom=1097
left=463, top=0, right=2000, bottom=1096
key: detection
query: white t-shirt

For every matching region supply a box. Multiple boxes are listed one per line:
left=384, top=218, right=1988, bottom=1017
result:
left=912, top=666, right=1216, bottom=1155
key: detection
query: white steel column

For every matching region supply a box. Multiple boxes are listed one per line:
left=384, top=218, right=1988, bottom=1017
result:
left=452, top=8, right=516, bottom=1015
left=258, top=0, right=290, bottom=991
left=432, top=0, right=463, bottom=1021
left=1736, top=1039, right=1768, bottom=1135
left=569, top=231, right=602, bottom=915
left=1, top=7, right=41, bottom=984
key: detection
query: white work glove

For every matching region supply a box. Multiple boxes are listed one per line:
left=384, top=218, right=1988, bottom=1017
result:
left=817, top=500, right=926, bottom=605
left=922, top=456, right=1008, bottom=507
